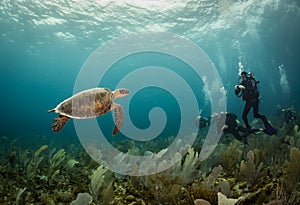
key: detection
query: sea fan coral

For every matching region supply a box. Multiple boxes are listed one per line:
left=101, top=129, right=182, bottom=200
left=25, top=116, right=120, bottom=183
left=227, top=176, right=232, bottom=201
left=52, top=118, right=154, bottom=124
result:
left=294, top=125, right=300, bottom=138
left=26, top=144, right=48, bottom=181
left=239, top=150, right=263, bottom=188
left=284, top=147, right=300, bottom=193
left=218, top=141, right=243, bottom=173
left=90, top=165, right=114, bottom=205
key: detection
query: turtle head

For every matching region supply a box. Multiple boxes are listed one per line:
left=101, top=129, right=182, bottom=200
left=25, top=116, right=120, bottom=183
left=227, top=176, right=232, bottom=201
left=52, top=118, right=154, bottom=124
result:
left=113, top=88, right=129, bottom=99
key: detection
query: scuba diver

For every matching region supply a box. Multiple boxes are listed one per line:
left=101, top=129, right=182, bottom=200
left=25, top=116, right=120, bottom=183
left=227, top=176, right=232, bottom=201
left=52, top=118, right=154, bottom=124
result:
left=281, top=106, right=296, bottom=123
left=195, top=112, right=261, bottom=144
left=234, top=71, right=277, bottom=135
left=194, top=115, right=210, bottom=128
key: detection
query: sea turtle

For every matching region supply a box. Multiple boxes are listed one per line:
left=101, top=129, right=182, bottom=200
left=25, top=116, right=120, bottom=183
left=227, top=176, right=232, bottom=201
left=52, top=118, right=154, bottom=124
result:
left=48, top=88, right=129, bottom=135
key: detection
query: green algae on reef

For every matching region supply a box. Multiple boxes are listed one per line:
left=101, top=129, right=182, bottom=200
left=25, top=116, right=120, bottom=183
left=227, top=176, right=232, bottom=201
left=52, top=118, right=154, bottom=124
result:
left=1, top=120, right=300, bottom=204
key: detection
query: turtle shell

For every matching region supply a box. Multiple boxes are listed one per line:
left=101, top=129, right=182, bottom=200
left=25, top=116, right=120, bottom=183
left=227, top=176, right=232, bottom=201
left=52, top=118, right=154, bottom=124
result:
left=55, top=88, right=113, bottom=119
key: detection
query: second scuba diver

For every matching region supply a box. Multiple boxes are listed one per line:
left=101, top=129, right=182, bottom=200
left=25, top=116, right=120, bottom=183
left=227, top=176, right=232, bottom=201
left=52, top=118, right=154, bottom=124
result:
left=195, top=112, right=261, bottom=144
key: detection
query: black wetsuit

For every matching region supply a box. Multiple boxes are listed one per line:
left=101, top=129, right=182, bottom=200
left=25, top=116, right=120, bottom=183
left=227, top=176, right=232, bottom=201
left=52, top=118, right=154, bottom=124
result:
left=236, top=75, right=268, bottom=129
left=223, top=112, right=243, bottom=140
left=196, top=112, right=260, bottom=144
left=223, top=112, right=259, bottom=144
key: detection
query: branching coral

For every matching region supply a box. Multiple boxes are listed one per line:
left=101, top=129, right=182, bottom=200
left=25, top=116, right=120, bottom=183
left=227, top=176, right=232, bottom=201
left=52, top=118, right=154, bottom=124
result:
left=292, top=125, right=300, bottom=147
left=187, top=183, right=218, bottom=205
left=26, top=144, right=48, bottom=181
left=204, top=165, right=223, bottom=189
left=66, top=159, right=79, bottom=170
left=90, top=165, right=114, bottom=205
left=170, top=147, right=201, bottom=185
left=15, top=187, right=26, bottom=205
left=218, top=141, right=243, bottom=173
left=294, top=124, right=300, bottom=138
left=49, top=148, right=65, bottom=169
left=47, top=148, right=66, bottom=185
left=7, top=130, right=300, bottom=204
left=138, top=146, right=202, bottom=204
left=284, top=147, right=300, bottom=194
left=144, top=172, right=182, bottom=204
left=90, top=165, right=106, bottom=204
left=239, top=150, right=264, bottom=188
left=25, top=145, right=67, bottom=185
left=111, top=152, right=136, bottom=178
left=263, top=135, right=287, bottom=167
left=49, top=148, right=66, bottom=170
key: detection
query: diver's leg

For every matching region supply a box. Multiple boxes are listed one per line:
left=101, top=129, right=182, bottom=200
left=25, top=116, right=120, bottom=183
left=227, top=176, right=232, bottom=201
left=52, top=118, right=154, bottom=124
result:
left=253, top=99, right=268, bottom=124
left=233, top=126, right=250, bottom=144
left=253, top=99, right=277, bottom=135
left=241, top=133, right=249, bottom=145
left=228, top=128, right=243, bottom=141
left=231, top=130, right=243, bottom=141
left=242, top=101, right=252, bottom=129
left=237, top=124, right=248, bottom=133
left=250, top=128, right=261, bottom=134
left=238, top=124, right=260, bottom=134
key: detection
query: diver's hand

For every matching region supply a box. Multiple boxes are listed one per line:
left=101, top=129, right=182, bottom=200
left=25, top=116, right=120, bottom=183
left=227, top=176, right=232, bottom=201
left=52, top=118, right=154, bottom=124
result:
left=235, top=85, right=245, bottom=90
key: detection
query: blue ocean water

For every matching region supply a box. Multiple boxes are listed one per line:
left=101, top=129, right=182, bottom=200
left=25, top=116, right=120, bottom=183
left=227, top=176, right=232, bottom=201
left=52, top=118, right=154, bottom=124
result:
left=1, top=1, right=300, bottom=204
left=0, top=0, right=299, bottom=142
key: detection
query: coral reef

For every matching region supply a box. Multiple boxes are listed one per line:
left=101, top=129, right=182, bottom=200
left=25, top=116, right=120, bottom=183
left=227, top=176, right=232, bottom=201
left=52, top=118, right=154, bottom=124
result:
left=71, top=193, right=92, bottom=205
left=218, top=141, right=243, bottom=173
left=26, top=144, right=48, bottom=182
left=194, top=199, right=211, bottom=205
left=217, top=192, right=242, bottom=205
left=294, top=124, right=300, bottom=138
left=1, top=113, right=300, bottom=204
left=90, top=165, right=114, bottom=204
left=15, top=187, right=26, bottom=205
left=284, top=147, right=300, bottom=193
left=238, top=150, right=264, bottom=188
left=204, top=165, right=223, bottom=189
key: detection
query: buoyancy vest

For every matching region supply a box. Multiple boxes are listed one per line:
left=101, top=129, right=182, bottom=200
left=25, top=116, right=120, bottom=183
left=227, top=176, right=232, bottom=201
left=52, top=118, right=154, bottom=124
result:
left=240, top=76, right=259, bottom=101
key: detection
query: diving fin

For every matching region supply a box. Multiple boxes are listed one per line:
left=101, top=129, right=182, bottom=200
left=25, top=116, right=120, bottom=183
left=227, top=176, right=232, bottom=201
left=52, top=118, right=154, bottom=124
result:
left=264, top=122, right=277, bottom=136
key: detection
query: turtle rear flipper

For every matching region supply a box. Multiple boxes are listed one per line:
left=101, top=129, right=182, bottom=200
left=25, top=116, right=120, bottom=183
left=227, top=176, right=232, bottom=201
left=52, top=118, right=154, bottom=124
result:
left=112, top=103, right=124, bottom=136
left=52, top=115, right=70, bottom=132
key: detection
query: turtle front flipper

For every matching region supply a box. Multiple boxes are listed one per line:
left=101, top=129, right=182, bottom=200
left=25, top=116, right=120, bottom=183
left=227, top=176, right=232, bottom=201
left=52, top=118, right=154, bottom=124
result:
left=52, top=115, right=70, bottom=132
left=112, top=103, right=124, bottom=136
